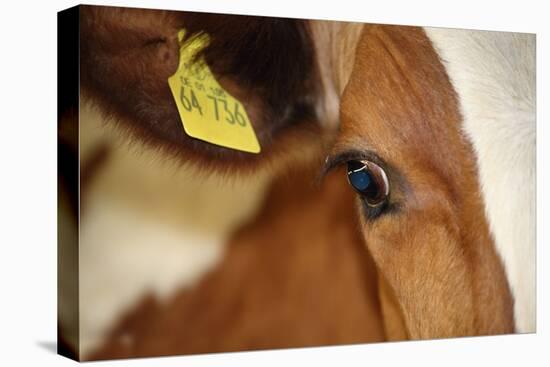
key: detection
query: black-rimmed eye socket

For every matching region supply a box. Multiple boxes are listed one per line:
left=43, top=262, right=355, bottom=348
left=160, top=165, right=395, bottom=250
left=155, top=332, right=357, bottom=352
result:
left=347, top=160, right=390, bottom=207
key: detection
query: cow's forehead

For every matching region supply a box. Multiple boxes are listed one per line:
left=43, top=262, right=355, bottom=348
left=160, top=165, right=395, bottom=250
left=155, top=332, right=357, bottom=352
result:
left=336, top=25, right=466, bottom=182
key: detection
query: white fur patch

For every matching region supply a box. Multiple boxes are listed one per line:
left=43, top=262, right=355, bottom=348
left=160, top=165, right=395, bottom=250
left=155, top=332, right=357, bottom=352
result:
left=76, top=103, right=272, bottom=358
left=425, top=28, right=536, bottom=332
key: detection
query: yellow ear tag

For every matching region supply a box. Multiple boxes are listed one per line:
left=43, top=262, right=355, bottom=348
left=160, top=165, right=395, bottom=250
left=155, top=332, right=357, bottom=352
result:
left=168, top=30, right=261, bottom=153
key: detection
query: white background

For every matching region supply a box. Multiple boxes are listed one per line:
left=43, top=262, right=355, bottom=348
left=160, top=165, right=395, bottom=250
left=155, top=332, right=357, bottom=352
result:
left=0, top=0, right=548, bottom=365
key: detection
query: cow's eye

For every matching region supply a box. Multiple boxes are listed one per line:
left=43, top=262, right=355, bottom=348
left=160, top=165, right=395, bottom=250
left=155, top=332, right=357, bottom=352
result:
left=347, top=160, right=389, bottom=208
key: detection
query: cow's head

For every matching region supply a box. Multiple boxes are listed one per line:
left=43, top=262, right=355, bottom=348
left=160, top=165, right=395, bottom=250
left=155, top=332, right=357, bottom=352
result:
left=324, top=25, right=518, bottom=339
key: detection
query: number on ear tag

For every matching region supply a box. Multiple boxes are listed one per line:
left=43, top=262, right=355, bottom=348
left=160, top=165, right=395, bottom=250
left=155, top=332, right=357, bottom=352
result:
left=168, top=30, right=261, bottom=154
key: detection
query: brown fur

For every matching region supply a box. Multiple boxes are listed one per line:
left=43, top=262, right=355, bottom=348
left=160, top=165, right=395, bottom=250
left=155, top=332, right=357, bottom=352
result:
left=87, top=167, right=385, bottom=360
left=62, top=6, right=517, bottom=359
left=377, top=274, right=408, bottom=340
left=331, top=25, right=515, bottom=338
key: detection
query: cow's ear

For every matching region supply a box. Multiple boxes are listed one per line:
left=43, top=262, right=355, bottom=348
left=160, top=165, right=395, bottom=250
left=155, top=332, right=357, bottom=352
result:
left=80, top=7, right=326, bottom=170
left=179, top=13, right=322, bottom=142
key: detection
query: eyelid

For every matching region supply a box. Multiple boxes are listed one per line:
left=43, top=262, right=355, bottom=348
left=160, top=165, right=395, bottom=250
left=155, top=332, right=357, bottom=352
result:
left=320, top=149, right=386, bottom=179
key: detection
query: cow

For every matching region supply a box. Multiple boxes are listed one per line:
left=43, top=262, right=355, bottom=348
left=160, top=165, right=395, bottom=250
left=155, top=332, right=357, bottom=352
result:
left=57, top=5, right=535, bottom=360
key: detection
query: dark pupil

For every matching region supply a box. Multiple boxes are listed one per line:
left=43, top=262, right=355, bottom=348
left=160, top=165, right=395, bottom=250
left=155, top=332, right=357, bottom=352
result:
left=347, top=161, right=379, bottom=199
left=349, top=168, right=371, bottom=191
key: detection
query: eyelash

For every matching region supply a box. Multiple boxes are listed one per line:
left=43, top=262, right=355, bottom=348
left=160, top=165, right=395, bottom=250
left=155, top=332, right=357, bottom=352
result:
left=359, top=199, right=388, bottom=219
